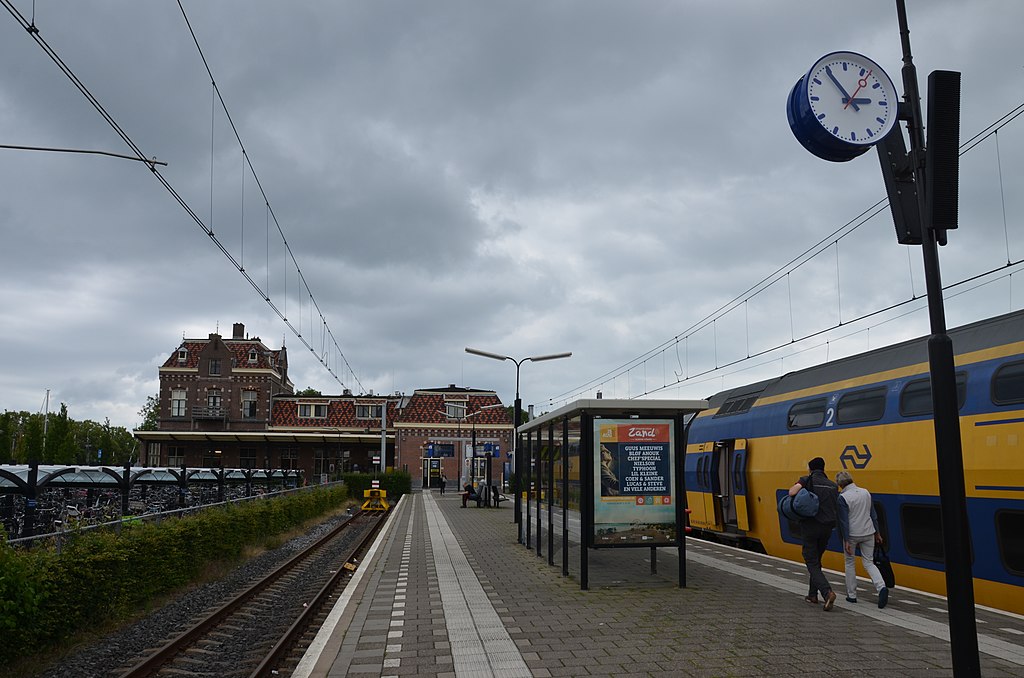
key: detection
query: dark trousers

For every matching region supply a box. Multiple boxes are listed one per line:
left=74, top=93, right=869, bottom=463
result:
left=800, top=520, right=834, bottom=598
left=439, top=482, right=445, bottom=495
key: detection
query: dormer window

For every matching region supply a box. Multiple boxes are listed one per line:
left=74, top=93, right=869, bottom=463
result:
left=445, top=402, right=467, bottom=419
left=177, top=348, right=188, bottom=362
left=248, top=349, right=258, bottom=363
left=209, top=359, right=221, bottom=376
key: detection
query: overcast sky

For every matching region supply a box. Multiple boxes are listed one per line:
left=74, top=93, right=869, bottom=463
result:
left=2, top=1, right=1023, bottom=430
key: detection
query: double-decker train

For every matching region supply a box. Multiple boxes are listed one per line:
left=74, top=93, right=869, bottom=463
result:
left=685, top=309, right=1024, bottom=615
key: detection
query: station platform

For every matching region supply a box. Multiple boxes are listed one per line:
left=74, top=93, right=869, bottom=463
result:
left=294, top=490, right=1024, bottom=677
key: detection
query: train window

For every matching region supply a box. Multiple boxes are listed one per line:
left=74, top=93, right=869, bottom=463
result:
left=714, top=395, right=759, bottom=418
left=902, top=504, right=945, bottom=563
left=996, top=510, right=1024, bottom=576
left=899, top=372, right=968, bottom=416
left=836, top=387, right=887, bottom=424
left=787, top=399, right=827, bottom=429
left=992, top=361, right=1024, bottom=404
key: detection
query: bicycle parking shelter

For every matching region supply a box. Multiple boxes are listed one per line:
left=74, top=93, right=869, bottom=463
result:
left=517, top=399, right=706, bottom=590
left=0, top=463, right=303, bottom=538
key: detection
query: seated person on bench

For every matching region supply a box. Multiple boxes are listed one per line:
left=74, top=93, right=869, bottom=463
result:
left=461, top=483, right=479, bottom=508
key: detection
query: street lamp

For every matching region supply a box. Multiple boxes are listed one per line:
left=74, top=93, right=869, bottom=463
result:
left=465, top=347, right=572, bottom=542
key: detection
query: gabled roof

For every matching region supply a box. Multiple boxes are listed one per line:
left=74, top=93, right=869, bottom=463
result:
left=396, top=390, right=509, bottom=426
left=270, top=397, right=399, bottom=429
left=160, top=336, right=285, bottom=371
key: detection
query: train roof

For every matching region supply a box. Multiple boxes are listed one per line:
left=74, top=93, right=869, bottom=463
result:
left=706, top=309, right=1024, bottom=408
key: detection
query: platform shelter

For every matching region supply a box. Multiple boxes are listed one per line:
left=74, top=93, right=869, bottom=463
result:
left=516, top=398, right=706, bottom=589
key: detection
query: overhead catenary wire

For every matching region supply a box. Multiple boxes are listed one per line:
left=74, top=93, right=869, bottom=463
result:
left=1, top=0, right=365, bottom=394
left=549, top=101, right=1024, bottom=409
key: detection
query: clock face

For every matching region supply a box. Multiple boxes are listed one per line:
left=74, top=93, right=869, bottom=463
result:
left=804, top=51, right=898, bottom=146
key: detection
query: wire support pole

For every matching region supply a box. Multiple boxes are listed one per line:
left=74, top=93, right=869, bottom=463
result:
left=895, top=2, right=979, bottom=675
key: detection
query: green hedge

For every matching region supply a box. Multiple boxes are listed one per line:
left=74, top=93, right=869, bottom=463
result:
left=0, top=484, right=348, bottom=667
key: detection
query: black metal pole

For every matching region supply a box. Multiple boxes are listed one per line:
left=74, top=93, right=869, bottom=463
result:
left=895, top=3, right=979, bottom=674
left=536, top=427, right=543, bottom=558
left=514, top=392, right=523, bottom=542
left=562, top=415, right=569, bottom=577
left=548, top=421, right=554, bottom=565
left=485, top=452, right=493, bottom=506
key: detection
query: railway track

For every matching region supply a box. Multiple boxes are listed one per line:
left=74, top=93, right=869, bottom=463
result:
left=118, top=508, right=386, bottom=678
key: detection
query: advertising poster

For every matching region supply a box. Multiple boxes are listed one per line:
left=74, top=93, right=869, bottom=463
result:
left=593, top=419, right=676, bottom=546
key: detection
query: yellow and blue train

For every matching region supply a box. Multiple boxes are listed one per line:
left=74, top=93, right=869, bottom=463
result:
left=685, top=309, right=1024, bottom=615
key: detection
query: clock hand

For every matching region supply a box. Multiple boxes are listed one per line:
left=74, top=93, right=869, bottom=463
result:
left=844, top=70, right=873, bottom=110
left=842, top=97, right=872, bottom=106
left=825, top=65, right=860, bottom=111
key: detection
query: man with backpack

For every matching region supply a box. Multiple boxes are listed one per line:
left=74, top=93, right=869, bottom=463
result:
left=788, top=457, right=840, bottom=610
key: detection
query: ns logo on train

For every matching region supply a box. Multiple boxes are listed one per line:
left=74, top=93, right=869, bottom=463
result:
left=839, top=444, right=872, bottom=470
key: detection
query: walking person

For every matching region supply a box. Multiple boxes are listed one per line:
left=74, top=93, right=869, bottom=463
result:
left=439, top=473, right=447, bottom=495
left=788, top=457, right=840, bottom=610
left=835, top=470, right=889, bottom=608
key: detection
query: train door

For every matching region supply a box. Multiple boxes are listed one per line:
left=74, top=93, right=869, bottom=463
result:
left=712, top=439, right=750, bottom=532
left=731, top=439, right=750, bottom=531
left=693, top=447, right=723, bottom=531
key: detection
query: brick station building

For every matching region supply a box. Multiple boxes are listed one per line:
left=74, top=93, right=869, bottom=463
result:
left=135, top=324, right=512, bottom=485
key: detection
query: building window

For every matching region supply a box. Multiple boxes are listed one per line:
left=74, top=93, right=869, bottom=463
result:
left=836, top=387, right=887, bottom=424
left=177, top=348, right=188, bottom=362
left=299, top=403, right=327, bottom=419
left=203, top=450, right=223, bottom=467
left=356, top=404, right=383, bottom=419
left=280, top=449, right=298, bottom=470
left=208, top=389, right=223, bottom=409
left=787, top=398, right=827, bottom=430
left=168, top=446, right=185, bottom=467
left=445, top=402, right=467, bottom=419
left=171, top=389, right=187, bottom=417
left=209, top=359, right=221, bottom=376
left=242, top=391, right=258, bottom=418
left=147, top=443, right=161, bottom=466
left=248, top=349, right=258, bottom=363
left=239, top=448, right=257, bottom=469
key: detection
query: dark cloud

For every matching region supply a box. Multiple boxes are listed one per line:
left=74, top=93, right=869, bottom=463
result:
left=2, top=1, right=1023, bottom=426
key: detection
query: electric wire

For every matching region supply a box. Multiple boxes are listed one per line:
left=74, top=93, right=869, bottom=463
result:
left=2, top=0, right=365, bottom=393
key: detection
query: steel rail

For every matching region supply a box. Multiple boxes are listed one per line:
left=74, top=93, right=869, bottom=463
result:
left=120, top=509, right=372, bottom=678
left=248, top=509, right=389, bottom=677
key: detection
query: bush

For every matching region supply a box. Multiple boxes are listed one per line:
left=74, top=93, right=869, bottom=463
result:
left=0, top=484, right=349, bottom=666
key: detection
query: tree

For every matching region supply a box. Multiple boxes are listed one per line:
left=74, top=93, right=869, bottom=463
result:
left=296, top=387, right=322, bottom=396
left=48, top=404, right=77, bottom=464
left=137, top=394, right=159, bottom=431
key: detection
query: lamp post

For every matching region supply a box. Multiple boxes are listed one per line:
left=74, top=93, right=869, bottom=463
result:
left=465, top=347, right=572, bottom=543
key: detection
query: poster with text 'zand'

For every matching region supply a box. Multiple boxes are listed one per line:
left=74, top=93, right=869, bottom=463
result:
left=593, top=419, right=676, bottom=546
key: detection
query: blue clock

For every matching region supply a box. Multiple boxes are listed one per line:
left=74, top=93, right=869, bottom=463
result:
left=788, top=51, right=899, bottom=162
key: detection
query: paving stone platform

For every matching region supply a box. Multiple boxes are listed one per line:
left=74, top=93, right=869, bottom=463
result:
left=293, top=489, right=1024, bottom=677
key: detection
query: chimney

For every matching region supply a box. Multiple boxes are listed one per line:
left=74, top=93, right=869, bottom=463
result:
left=233, top=323, right=245, bottom=339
